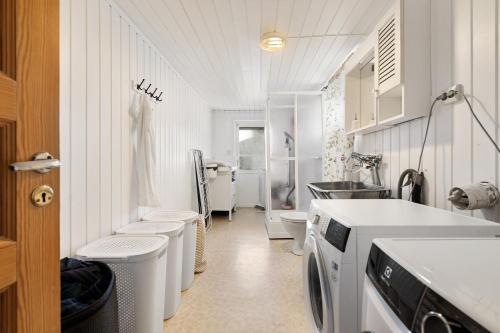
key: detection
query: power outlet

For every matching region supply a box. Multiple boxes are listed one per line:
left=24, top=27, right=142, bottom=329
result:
left=443, top=84, right=464, bottom=104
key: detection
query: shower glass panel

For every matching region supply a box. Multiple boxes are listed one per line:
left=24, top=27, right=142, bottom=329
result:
left=270, top=160, right=296, bottom=210
left=266, top=93, right=323, bottom=235
left=269, top=108, right=295, bottom=158
left=268, top=94, right=296, bottom=213
left=297, top=95, right=322, bottom=158
left=297, top=158, right=322, bottom=211
left=297, top=95, right=323, bottom=212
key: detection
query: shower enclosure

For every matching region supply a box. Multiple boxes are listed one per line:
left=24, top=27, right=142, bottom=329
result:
left=265, top=92, right=323, bottom=238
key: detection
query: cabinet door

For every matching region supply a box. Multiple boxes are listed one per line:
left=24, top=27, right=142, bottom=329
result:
left=374, top=0, right=402, bottom=95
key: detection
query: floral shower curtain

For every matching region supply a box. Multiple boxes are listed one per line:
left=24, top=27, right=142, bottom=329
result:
left=323, top=69, right=354, bottom=181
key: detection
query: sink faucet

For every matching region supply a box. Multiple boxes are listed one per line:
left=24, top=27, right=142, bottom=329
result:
left=346, top=152, right=383, bottom=186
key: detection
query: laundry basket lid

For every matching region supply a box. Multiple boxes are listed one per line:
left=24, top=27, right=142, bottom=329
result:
left=116, top=221, right=184, bottom=237
left=141, top=210, right=199, bottom=224
left=280, top=212, right=308, bottom=222
left=76, top=235, right=168, bottom=262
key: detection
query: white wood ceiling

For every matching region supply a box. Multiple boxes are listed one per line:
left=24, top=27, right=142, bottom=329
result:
left=116, top=0, right=393, bottom=109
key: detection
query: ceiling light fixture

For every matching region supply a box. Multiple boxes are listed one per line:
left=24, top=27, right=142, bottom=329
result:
left=260, top=32, right=286, bottom=52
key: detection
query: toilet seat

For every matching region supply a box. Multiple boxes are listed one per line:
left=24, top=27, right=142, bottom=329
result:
left=280, top=212, right=308, bottom=223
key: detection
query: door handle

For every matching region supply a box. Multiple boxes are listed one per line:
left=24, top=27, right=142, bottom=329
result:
left=10, top=152, right=61, bottom=174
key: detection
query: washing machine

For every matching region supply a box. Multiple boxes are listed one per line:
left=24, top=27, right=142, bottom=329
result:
left=303, top=206, right=356, bottom=333
left=303, top=199, right=500, bottom=333
left=362, top=238, right=499, bottom=332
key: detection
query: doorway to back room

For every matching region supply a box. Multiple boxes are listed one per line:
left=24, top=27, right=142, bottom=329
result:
left=236, top=122, right=266, bottom=209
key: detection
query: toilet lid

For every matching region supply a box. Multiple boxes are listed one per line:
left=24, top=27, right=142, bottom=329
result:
left=280, top=212, right=308, bottom=222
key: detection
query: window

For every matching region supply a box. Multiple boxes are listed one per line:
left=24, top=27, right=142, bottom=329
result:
left=238, top=127, right=265, bottom=171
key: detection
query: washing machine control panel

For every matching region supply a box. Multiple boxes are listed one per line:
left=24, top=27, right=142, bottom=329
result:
left=366, top=245, right=426, bottom=330
left=324, top=218, right=351, bottom=252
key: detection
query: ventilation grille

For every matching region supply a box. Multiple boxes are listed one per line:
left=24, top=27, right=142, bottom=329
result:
left=378, top=15, right=396, bottom=86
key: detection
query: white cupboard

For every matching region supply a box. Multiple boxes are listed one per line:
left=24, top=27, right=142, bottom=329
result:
left=345, top=0, right=431, bottom=134
left=209, top=168, right=236, bottom=220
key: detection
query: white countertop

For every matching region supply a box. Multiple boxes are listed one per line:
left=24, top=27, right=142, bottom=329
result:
left=374, top=238, right=500, bottom=332
left=311, top=199, right=499, bottom=227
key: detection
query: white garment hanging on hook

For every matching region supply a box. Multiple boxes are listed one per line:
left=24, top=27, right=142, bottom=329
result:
left=130, top=92, right=160, bottom=207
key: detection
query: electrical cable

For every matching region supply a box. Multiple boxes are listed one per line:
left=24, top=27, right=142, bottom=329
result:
left=404, top=89, right=500, bottom=203
left=405, top=93, right=447, bottom=203
left=463, top=94, right=500, bottom=154
left=416, top=93, right=446, bottom=173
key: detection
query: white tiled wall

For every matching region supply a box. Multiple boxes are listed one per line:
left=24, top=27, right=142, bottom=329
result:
left=60, top=0, right=212, bottom=257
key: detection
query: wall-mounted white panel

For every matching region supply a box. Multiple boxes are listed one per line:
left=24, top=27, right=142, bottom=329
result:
left=60, top=0, right=212, bottom=257
left=356, top=0, right=500, bottom=222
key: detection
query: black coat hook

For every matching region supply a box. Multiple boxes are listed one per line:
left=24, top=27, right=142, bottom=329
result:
left=136, top=78, right=145, bottom=90
left=149, top=88, right=157, bottom=98
left=145, top=83, right=152, bottom=94
left=155, top=91, right=163, bottom=102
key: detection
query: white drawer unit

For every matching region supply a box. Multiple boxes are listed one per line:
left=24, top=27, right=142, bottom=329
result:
left=208, top=168, right=236, bottom=220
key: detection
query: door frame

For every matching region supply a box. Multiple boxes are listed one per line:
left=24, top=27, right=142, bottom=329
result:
left=233, top=120, right=266, bottom=208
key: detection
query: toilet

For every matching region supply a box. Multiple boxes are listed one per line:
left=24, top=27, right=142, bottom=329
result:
left=280, top=212, right=308, bottom=256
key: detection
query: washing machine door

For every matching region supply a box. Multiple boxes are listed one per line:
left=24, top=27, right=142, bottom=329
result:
left=303, top=232, right=334, bottom=333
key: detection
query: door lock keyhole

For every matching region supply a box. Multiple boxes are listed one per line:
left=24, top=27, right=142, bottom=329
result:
left=31, top=185, right=54, bottom=207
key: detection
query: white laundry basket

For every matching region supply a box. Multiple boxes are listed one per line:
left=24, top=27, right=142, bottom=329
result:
left=142, top=210, right=199, bottom=290
left=116, top=221, right=184, bottom=319
left=76, top=235, right=168, bottom=333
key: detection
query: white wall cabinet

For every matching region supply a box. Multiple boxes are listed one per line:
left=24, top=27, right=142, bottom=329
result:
left=345, top=31, right=380, bottom=134
left=345, top=0, right=431, bottom=134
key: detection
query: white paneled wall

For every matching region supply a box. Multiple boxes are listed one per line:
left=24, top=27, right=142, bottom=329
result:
left=60, top=0, right=211, bottom=257
left=211, top=110, right=265, bottom=165
left=356, top=0, right=500, bottom=222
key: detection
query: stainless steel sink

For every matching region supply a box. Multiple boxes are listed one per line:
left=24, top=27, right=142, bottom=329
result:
left=307, top=181, right=391, bottom=199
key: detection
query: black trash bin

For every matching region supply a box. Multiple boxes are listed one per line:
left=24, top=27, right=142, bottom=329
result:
left=61, top=258, right=119, bottom=333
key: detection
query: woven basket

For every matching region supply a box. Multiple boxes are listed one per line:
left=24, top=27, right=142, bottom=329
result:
left=194, top=216, right=207, bottom=273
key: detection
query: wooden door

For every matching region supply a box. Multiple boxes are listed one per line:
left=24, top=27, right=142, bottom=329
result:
left=0, top=0, right=60, bottom=332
